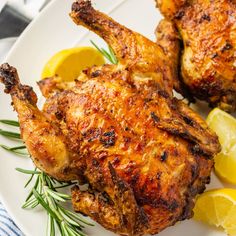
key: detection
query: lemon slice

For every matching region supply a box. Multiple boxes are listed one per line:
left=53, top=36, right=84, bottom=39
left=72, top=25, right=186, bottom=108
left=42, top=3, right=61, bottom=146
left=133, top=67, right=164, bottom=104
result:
left=41, top=47, right=105, bottom=81
left=206, top=108, right=236, bottom=184
left=194, top=188, right=236, bottom=235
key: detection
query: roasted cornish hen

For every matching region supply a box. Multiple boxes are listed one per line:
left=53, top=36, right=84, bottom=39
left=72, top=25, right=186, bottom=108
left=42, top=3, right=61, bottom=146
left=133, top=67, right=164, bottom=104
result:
left=0, top=1, right=220, bottom=235
left=156, top=0, right=236, bottom=112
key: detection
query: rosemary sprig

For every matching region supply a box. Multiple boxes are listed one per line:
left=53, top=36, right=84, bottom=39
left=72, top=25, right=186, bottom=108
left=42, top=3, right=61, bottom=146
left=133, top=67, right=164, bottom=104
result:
left=0, top=121, right=25, bottom=154
left=0, top=129, right=21, bottom=139
left=91, top=40, right=118, bottom=64
left=0, top=144, right=28, bottom=156
left=16, top=168, right=41, bottom=175
left=0, top=119, right=93, bottom=236
left=0, top=119, right=20, bottom=127
left=8, top=145, right=26, bottom=151
left=21, top=171, right=91, bottom=236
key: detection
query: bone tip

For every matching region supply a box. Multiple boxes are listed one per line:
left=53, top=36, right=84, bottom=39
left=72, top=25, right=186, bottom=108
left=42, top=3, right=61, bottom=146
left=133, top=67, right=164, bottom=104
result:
left=0, top=63, right=19, bottom=93
left=0, top=63, right=16, bottom=74
left=72, top=0, right=92, bottom=12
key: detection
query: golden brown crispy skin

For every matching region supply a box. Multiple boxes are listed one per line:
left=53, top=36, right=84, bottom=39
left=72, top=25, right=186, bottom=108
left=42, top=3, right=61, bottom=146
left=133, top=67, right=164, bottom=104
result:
left=156, top=0, right=236, bottom=112
left=0, top=1, right=221, bottom=235
left=70, top=0, right=177, bottom=97
left=155, top=19, right=184, bottom=96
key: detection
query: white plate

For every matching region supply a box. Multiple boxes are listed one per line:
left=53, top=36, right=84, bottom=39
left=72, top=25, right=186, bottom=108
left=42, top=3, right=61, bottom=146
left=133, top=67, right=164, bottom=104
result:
left=0, top=0, right=233, bottom=235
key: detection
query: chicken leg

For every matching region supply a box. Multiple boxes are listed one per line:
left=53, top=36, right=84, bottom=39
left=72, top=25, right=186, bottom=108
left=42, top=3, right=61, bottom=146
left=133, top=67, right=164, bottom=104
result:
left=0, top=64, right=83, bottom=181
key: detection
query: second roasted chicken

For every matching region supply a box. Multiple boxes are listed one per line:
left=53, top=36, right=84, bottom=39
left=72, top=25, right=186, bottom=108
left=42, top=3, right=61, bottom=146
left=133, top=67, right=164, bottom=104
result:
left=156, top=0, right=236, bottom=112
left=0, top=1, right=221, bottom=235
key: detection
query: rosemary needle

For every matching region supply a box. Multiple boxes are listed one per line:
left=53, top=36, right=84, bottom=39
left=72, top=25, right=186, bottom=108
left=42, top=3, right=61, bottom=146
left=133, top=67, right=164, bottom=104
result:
left=91, top=40, right=118, bottom=64
left=0, top=120, right=20, bottom=127
left=16, top=168, right=41, bottom=175
left=0, top=129, right=21, bottom=139
left=0, top=145, right=28, bottom=156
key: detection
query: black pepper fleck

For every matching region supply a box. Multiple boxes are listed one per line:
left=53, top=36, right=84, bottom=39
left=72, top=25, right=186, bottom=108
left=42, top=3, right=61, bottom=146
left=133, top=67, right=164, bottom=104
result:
left=151, top=112, right=160, bottom=123
left=175, top=11, right=185, bottom=19
left=222, top=42, right=233, bottom=52
left=100, top=130, right=116, bottom=147
left=160, top=151, right=168, bottom=162
left=211, top=53, right=218, bottom=59
left=201, top=14, right=211, bottom=21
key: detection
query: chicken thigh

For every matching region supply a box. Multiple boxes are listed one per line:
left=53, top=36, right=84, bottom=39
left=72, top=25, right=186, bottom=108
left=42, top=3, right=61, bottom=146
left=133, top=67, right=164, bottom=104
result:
left=0, top=1, right=220, bottom=235
left=156, top=0, right=236, bottom=112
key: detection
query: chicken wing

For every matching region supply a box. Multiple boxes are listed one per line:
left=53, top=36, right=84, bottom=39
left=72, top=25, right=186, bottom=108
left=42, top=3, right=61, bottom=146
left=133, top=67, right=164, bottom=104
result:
left=156, top=0, right=236, bottom=112
left=0, top=1, right=221, bottom=235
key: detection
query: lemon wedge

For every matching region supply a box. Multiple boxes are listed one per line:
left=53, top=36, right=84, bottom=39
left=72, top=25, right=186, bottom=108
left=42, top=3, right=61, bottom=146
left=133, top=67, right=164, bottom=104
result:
left=41, top=47, right=105, bottom=81
left=194, top=188, right=236, bottom=235
left=206, top=108, right=236, bottom=184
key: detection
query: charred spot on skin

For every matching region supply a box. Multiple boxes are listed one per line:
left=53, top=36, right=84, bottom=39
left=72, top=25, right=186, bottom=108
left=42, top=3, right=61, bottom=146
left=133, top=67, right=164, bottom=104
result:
left=160, top=151, right=168, bottom=162
left=169, top=128, right=182, bottom=136
left=122, top=45, right=128, bottom=58
left=151, top=112, right=160, bottom=123
left=221, top=42, right=233, bottom=53
left=190, top=164, right=199, bottom=179
left=0, top=63, right=19, bottom=93
left=179, top=198, right=194, bottom=220
left=169, top=201, right=179, bottom=211
left=135, top=208, right=149, bottom=230
left=183, top=116, right=194, bottom=126
left=100, top=129, right=116, bottom=147
left=175, top=10, right=185, bottom=20
left=96, top=151, right=108, bottom=161
left=82, top=68, right=89, bottom=75
left=185, top=40, right=191, bottom=47
left=112, top=156, right=120, bottom=166
left=72, top=0, right=91, bottom=13
left=19, top=85, right=37, bottom=105
left=144, top=98, right=153, bottom=103
left=211, top=53, right=218, bottom=59
left=156, top=172, right=162, bottom=180
left=125, top=161, right=136, bottom=175
left=108, top=21, right=116, bottom=29
left=108, top=163, right=127, bottom=193
left=82, top=128, right=102, bottom=142
left=130, top=173, right=140, bottom=186
left=91, top=70, right=101, bottom=78
left=205, top=176, right=211, bottom=184
left=92, top=159, right=99, bottom=167
left=189, top=144, right=205, bottom=156
left=200, top=14, right=211, bottom=22
left=100, top=192, right=111, bottom=204
left=189, top=185, right=199, bottom=196
left=138, top=196, right=179, bottom=211
left=30, top=114, right=36, bottom=120
left=158, top=90, right=169, bottom=99
left=55, top=111, right=63, bottom=120
left=125, top=127, right=129, bottom=131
